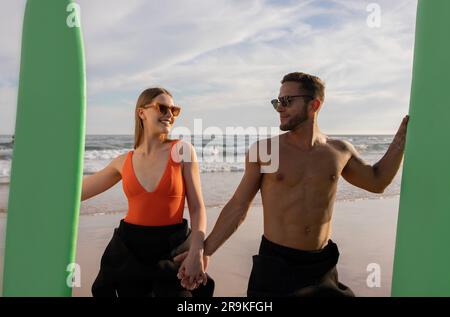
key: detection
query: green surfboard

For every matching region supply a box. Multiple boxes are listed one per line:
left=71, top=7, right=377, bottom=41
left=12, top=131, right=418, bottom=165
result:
left=392, top=0, right=450, bottom=296
left=2, top=0, right=85, bottom=296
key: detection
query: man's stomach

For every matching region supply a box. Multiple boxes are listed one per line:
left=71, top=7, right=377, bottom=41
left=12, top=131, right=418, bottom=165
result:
left=263, top=210, right=332, bottom=251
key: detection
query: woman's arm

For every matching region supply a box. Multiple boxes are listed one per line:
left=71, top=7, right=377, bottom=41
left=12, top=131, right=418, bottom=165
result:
left=177, top=141, right=208, bottom=289
left=183, top=142, right=206, bottom=252
left=81, top=154, right=124, bottom=201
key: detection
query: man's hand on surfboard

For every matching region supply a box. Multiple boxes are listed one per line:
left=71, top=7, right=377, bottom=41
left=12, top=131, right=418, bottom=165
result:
left=392, top=115, right=409, bottom=151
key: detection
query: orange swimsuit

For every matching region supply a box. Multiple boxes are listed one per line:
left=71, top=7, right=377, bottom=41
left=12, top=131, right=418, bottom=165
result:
left=122, top=140, right=185, bottom=226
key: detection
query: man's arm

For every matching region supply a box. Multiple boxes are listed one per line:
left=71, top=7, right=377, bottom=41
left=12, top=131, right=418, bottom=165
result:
left=341, top=115, right=409, bottom=193
left=203, top=143, right=262, bottom=256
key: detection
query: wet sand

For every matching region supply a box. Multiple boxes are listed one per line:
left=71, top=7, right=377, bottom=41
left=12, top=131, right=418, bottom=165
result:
left=75, top=197, right=399, bottom=296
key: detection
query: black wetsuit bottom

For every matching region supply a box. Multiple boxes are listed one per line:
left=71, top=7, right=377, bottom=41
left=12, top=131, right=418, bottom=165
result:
left=92, top=219, right=214, bottom=297
left=247, top=235, right=354, bottom=297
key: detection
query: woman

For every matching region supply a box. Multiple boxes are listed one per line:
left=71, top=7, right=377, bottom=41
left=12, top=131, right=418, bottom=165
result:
left=82, top=87, right=214, bottom=297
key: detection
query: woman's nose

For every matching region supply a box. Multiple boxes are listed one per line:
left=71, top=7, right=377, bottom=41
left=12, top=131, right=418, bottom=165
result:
left=163, top=111, right=173, bottom=121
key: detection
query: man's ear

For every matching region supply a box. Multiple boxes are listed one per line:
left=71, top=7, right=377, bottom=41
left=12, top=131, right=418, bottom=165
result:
left=308, top=98, right=321, bottom=114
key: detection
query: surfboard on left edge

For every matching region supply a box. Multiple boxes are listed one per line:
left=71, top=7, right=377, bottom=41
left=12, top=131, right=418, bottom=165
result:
left=2, top=0, right=86, bottom=296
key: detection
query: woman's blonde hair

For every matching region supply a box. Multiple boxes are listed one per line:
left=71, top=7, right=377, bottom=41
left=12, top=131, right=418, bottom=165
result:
left=134, top=87, right=173, bottom=149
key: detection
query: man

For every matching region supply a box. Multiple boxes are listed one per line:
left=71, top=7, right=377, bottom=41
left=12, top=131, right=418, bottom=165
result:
left=178, top=72, right=409, bottom=296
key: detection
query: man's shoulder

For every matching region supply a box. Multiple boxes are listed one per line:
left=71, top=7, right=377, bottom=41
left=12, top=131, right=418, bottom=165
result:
left=249, top=134, right=281, bottom=149
left=326, top=137, right=355, bottom=154
left=245, top=135, right=281, bottom=165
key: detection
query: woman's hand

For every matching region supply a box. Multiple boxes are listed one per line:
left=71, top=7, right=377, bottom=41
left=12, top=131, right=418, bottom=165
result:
left=174, top=250, right=209, bottom=290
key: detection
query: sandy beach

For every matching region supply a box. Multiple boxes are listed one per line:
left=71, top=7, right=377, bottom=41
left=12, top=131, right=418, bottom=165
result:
left=0, top=195, right=399, bottom=297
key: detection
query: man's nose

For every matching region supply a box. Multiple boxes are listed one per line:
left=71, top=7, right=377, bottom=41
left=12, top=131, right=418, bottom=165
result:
left=276, top=105, right=285, bottom=113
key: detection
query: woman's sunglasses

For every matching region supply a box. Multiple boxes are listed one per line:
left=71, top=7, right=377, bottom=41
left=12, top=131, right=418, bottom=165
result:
left=143, top=103, right=181, bottom=117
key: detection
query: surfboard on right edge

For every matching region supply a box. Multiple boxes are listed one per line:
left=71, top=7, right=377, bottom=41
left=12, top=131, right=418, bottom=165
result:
left=392, top=0, right=450, bottom=296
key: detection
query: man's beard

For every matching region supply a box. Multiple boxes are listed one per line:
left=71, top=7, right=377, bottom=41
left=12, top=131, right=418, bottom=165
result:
left=280, top=112, right=308, bottom=131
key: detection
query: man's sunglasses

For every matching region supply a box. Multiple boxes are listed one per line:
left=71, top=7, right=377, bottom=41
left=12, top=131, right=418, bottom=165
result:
left=143, top=103, right=181, bottom=117
left=271, top=95, right=312, bottom=110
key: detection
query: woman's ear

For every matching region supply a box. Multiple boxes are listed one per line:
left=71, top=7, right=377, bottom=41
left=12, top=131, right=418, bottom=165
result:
left=137, top=108, right=145, bottom=120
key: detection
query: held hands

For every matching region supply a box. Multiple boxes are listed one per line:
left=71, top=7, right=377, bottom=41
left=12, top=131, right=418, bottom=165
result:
left=392, top=115, right=409, bottom=151
left=173, top=250, right=209, bottom=291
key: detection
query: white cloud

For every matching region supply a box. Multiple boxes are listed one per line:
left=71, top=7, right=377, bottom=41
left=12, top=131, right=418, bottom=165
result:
left=86, top=103, right=134, bottom=135
left=0, top=0, right=418, bottom=134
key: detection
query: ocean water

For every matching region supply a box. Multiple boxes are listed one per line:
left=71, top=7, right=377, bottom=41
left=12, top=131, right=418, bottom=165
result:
left=0, top=134, right=401, bottom=214
left=0, top=134, right=395, bottom=177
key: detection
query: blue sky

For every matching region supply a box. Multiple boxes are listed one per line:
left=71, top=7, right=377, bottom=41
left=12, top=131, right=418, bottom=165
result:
left=0, top=0, right=417, bottom=135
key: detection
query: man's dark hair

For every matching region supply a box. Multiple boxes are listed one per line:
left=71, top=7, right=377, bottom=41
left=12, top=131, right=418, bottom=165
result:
left=281, top=72, right=325, bottom=103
